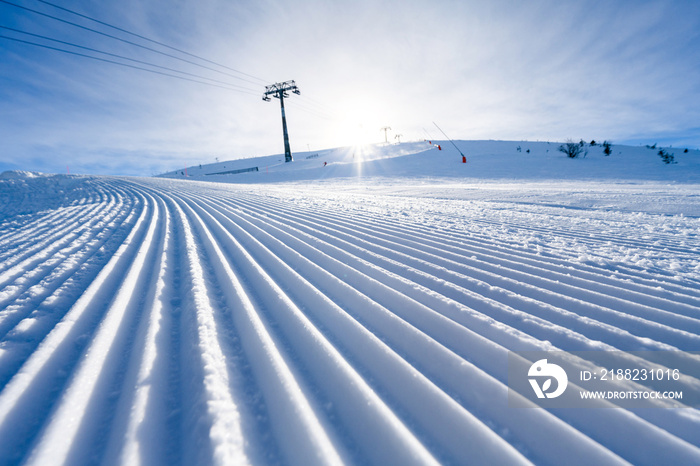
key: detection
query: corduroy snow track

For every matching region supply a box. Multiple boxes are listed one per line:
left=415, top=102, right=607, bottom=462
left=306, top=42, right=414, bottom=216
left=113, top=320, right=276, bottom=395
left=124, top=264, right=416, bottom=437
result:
left=0, top=173, right=699, bottom=465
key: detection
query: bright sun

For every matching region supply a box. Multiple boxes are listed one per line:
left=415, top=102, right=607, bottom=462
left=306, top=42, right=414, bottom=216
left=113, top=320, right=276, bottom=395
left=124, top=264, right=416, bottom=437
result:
left=328, top=98, right=388, bottom=147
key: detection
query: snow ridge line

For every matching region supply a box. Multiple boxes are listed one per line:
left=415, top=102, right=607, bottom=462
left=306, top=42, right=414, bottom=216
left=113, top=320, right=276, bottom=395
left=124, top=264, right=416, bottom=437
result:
left=0, top=177, right=105, bottom=244
left=102, top=194, right=172, bottom=464
left=183, top=194, right=503, bottom=464
left=202, top=191, right=700, bottom=352
left=0, top=187, right=128, bottom=312
left=182, top=192, right=624, bottom=464
left=238, top=188, right=700, bottom=297
left=223, top=190, right=700, bottom=302
left=246, top=191, right=700, bottom=306
left=182, top=188, right=700, bottom=459
left=166, top=198, right=249, bottom=466
left=25, top=192, right=161, bottom=465
left=0, top=201, right=107, bottom=278
left=1, top=176, right=699, bottom=465
left=0, top=183, right=139, bottom=353
left=0, top=178, right=122, bottom=259
left=0, top=189, right=149, bottom=463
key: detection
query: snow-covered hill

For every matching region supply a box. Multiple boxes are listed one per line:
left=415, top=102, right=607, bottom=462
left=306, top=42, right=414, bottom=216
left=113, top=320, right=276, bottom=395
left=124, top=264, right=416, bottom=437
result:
left=1, top=141, right=700, bottom=464
left=157, top=140, right=700, bottom=183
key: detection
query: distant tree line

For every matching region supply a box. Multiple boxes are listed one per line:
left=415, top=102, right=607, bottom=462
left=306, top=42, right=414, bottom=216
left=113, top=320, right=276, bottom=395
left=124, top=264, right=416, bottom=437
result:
left=646, top=143, right=681, bottom=164
left=555, top=139, right=614, bottom=158
left=657, top=148, right=676, bottom=164
left=529, top=139, right=690, bottom=163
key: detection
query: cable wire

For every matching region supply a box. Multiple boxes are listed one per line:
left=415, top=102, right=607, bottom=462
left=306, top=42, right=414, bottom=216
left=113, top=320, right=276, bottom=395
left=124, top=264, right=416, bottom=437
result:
left=2, top=1, right=348, bottom=120
left=285, top=100, right=333, bottom=120
left=0, top=0, right=262, bottom=86
left=1, top=25, right=259, bottom=93
left=0, top=34, right=260, bottom=95
left=33, top=0, right=269, bottom=84
left=2, top=1, right=344, bottom=117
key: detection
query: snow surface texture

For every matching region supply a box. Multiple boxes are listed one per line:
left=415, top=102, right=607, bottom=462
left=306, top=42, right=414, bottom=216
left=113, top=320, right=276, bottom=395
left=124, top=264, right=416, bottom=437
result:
left=158, top=140, right=700, bottom=185
left=1, top=141, right=699, bottom=465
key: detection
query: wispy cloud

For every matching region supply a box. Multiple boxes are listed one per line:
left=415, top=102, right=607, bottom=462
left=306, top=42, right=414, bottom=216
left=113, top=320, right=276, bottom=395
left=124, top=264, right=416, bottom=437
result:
left=1, top=0, right=699, bottom=175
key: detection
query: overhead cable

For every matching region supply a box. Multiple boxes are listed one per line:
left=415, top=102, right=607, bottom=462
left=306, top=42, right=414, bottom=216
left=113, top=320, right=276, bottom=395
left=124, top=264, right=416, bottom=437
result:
left=0, top=34, right=260, bottom=95
left=1, top=25, right=259, bottom=93
left=33, top=0, right=268, bottom=84
left=0, top=0, right=261, bottom=85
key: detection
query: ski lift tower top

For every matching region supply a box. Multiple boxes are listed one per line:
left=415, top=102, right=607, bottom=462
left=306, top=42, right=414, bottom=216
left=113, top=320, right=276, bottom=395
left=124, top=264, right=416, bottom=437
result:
left=263, top=80, right=300, bottom=163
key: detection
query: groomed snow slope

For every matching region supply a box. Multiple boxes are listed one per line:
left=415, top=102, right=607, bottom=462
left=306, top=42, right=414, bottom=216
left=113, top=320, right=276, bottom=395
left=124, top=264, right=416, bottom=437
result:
left=158, top=140, right=700, bottom=184
left=1, top=142, right=700, bottom=465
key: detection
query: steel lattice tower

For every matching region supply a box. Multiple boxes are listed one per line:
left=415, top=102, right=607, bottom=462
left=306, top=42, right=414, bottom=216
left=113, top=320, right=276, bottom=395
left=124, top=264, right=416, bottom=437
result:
left=263, top=80, right=300, bottom=163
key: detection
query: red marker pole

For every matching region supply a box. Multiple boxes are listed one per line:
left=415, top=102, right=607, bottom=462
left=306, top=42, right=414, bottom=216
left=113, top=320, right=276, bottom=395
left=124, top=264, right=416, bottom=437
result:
left=433, top=122, right=467, bottom=163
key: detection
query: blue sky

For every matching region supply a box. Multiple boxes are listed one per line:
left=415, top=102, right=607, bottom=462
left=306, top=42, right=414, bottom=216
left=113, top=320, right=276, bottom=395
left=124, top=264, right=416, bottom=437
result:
left=1, top=0, right=699, bottom=176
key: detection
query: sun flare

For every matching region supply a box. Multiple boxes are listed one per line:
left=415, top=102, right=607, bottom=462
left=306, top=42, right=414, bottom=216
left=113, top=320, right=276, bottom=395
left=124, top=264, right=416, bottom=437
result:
left=328, top=98, right=389, bottom=147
